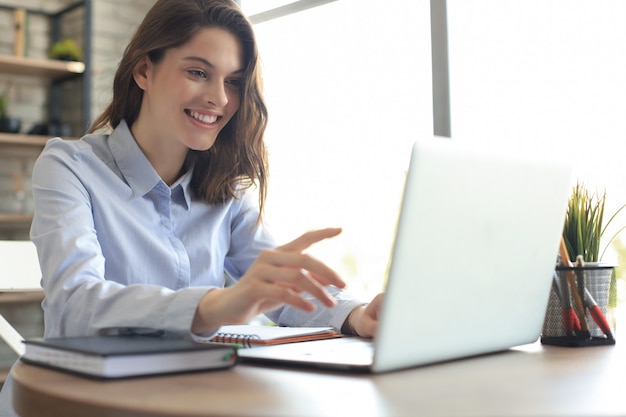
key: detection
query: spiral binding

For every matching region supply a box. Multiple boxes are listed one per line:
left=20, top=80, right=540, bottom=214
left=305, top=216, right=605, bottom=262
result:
left=214, top=332, right=261, bottom=348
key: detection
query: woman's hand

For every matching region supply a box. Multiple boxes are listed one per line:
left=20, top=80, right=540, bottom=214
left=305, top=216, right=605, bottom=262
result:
left=344, top=293, right=383, bottom=338
left=192, top=228, right=345, bottom=334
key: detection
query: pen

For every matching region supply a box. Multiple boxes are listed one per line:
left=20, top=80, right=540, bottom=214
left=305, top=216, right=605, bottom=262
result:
left=558, top=238, right=590, bottom=335
left=584, top=287, right=614, bottom=339
left=575, top=256, right=614, bottom=340
left=553, top=271, right=580, bottom=335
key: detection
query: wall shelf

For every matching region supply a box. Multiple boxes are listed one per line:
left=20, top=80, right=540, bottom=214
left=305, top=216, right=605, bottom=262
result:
left=0, top=214, right=33, bottom=227
left=0, top=54, right=84, bottom=80
left=0, top=133, right=49, bottom=147
left=0, top=1, right=90, bottom=238
left=0, top=291, right=44, bottom=304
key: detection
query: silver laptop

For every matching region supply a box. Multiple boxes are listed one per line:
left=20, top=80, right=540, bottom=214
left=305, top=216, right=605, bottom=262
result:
left=238, top=136, right=572, bottom=373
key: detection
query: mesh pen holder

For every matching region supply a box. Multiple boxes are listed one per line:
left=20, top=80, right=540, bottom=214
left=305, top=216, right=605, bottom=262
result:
left=541, top=264, right=616, bottom=347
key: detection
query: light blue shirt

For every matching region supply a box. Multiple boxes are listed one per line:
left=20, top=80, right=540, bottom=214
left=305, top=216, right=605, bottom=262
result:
left=30, top=120, right=361, bottom=338
left=0, top=120, right=363, bottom=415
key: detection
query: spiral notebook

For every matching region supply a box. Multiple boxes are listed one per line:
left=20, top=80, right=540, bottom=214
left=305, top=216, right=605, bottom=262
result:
left=238, top=137, right=573, bottom=373
left=211, top=325, right=341, bottom=346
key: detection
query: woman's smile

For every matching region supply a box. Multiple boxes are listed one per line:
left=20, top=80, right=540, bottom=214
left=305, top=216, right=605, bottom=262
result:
left=186, top=109, right=221, bottom=126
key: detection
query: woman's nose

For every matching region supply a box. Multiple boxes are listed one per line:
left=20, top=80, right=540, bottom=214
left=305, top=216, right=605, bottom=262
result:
left=205, top=79, right=229, bottom=108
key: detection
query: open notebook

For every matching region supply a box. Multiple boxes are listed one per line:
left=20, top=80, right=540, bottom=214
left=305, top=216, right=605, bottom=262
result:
left=238, top=137, right=572, bottom=373
left=211, top=325, right=340, bottom=346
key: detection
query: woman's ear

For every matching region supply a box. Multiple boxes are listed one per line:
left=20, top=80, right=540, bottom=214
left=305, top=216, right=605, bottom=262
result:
left=133, top=56, right=152, bottom=91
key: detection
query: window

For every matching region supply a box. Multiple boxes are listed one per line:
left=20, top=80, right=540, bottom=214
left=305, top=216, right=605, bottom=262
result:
left=242, top=1, right=626, bottom=301
left=241, top=0, right=433, bottom=297
left=447, top=0, right=626, bottom=269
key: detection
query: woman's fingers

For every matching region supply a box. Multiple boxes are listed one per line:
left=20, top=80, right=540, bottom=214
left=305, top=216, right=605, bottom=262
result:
left=254, top=284, right=318, bottom=312
left=223, top=227, right=345, bottom=320
left=193, top=227, right=348, bottom=333
left=278, top=228, right=342, bottom=252
left=257, top=249, right=345, bottom=290
left=273, top=228, right=346, bottom=289
left=252, top=258, right=338, bottom=307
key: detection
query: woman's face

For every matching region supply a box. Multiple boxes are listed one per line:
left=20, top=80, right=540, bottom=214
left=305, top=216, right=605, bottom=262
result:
left=134, top=27, right=244, bottom=152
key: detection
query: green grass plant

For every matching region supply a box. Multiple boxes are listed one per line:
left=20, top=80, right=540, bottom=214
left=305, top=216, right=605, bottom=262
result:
left=563, top=182, right=626, bottom=262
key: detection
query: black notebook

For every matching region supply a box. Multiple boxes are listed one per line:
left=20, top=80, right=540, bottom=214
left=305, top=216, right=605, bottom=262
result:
left=21, top=335, right=237, bottom=379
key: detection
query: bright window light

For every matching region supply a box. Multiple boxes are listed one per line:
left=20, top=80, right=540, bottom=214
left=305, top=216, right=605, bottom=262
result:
left=241, top=0, right=433, bottom=298
left=447, top=0, right=626, bottom=266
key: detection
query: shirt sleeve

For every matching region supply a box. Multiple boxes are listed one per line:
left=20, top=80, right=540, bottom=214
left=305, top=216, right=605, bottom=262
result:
left=30, top=140, right=209, bottom=338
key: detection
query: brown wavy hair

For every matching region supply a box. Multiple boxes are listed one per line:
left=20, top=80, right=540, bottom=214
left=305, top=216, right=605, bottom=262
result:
left=90, top=0, right=268, bottom=217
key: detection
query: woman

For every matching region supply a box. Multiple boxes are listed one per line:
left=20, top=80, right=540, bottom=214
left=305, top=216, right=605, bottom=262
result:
left=0, top=0, right=381, bottom=414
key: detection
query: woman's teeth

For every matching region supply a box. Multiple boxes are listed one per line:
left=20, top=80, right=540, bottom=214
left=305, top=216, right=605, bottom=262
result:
left=189, top=110, right=218, bottom=124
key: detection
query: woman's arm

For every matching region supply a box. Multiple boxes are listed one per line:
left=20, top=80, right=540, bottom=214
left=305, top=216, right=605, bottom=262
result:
left=31, top=139, right=209, bottom=338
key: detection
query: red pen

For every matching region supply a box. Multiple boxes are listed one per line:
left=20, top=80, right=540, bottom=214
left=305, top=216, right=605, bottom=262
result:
left=584, top=287, right=614, bottom=339
left=554, top=271, right=581, bottom=335
left=559, top=239, right=590, bottom=335
left=573, top=254, right=614, bottom=340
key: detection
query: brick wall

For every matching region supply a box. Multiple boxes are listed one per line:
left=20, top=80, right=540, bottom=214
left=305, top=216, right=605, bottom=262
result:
left=91, top=0, right=157, bottom=121
left=0, top=146, right=37, bottom=241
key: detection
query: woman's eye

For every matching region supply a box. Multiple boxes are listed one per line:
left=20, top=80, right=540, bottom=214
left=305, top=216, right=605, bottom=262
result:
left=188, top=69, right=207, bottom=78
left=226, top=78, right=242, bottom=88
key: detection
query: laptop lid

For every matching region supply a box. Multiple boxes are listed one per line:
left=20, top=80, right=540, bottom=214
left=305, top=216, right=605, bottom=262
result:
left=372, top=137, right=571, bottom=372
left=239, top=137, right=572, bottom=373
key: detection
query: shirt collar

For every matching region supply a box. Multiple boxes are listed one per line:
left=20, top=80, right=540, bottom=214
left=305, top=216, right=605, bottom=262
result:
left=170, top=169, right=193, bottom=210
left=109, top=120, right=193, bottom=210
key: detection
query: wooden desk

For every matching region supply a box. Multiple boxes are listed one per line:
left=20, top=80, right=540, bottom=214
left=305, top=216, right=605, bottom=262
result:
left=11, top=340, right=626, bottom=417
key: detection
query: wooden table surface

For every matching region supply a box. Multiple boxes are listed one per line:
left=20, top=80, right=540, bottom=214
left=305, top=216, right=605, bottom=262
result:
left=12, top=339, right=626, bottom=417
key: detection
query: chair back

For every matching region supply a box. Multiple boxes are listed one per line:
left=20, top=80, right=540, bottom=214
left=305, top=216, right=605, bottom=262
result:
left=0, top=240, right=41, bottom=291
left=0, top=240, right=42, bottom=356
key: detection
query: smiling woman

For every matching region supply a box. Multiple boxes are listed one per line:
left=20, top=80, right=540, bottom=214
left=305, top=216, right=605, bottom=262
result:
left=0, top=1, right=382, bottom=416
left=131, top=27, right=244, bottom=167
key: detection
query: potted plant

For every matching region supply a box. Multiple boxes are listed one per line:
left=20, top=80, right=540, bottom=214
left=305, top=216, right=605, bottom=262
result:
left=562, top=182, right=626, bottom=263
left=49, top=38, right=82, bottom=62
left=545, top=181, right=625, bottom=344
left=0, top=83, right=21, bottom=134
